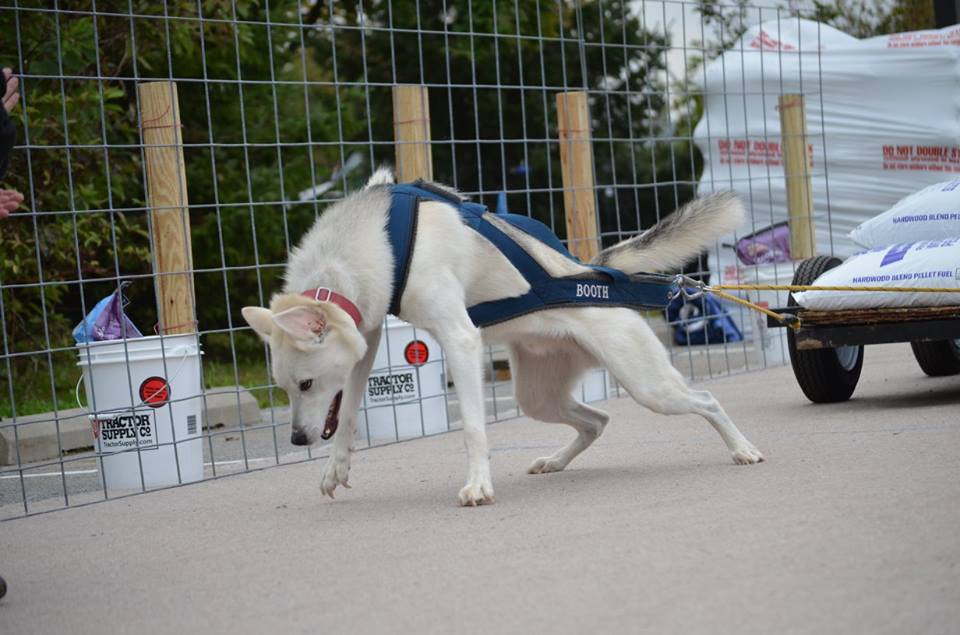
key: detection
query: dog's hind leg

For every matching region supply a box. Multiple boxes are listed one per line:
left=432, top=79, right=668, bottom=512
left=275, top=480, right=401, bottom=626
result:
left=577, top=309, right=764, bottom=465
left=526, top=400, right=610, bottom=475
left=510, top=342, right=610, bottom=474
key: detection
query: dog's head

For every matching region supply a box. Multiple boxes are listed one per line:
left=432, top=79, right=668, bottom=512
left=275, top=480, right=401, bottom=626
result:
left=242, top=295, right=367, bottom=446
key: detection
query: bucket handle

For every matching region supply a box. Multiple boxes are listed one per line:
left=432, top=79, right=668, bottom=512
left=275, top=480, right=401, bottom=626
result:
left=75, top=344, right=193, bottom=414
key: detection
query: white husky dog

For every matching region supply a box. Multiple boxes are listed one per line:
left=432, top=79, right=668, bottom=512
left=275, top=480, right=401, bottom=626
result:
left=242, top=169, right=764, bottom=506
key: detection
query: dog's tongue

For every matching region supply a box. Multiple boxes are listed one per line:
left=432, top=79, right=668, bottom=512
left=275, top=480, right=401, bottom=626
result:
left=321, top=391, right=343, bottom=440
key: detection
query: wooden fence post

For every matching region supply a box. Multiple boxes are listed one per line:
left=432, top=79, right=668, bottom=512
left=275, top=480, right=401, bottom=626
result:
left=392, top=85, right=433, bottom=182
left=556, top=91, right=600, bottom=262
left=779, top=94, right=816, bottom=260
left=138, top=81, right=195, bottom=335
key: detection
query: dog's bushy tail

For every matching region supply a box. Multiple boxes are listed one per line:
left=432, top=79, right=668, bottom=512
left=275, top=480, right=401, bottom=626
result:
left=591, top=192, right=744, bottom=273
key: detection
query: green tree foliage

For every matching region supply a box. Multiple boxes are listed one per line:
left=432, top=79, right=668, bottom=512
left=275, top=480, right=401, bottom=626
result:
left=300, top=0, right=689, bottom=236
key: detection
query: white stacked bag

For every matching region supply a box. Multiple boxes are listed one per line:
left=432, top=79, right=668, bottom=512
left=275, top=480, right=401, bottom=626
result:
left=695, top=19, right=960, bottom=260
left=850, top=179, right=960, bottom=249
left=693, top=18, right=960, bottom=313
left=795, top=179, right=960, bottom=310
left=793, top=239, right=960, bottom=310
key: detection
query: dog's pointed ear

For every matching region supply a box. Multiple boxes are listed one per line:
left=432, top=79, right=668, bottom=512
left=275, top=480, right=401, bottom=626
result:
left=365, top=166, right=395, bottom=189
left=272, top=305, right=328, bottom=342
left=242, top=306, right=274, bottom=342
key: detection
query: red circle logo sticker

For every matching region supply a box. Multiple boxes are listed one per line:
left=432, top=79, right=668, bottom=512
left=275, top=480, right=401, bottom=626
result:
left=404, top=340, right=429, bottom=366
left=139, top=376, right=170, bottom=408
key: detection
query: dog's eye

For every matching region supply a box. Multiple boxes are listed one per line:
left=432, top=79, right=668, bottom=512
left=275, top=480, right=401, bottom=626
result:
left=298, top=379, right=313, bottom=392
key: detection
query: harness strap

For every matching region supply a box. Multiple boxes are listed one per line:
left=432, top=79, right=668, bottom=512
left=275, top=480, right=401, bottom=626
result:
left=388, top=181, right=485, bottom=315
left=385, top=181, right=677, bottom=327
left=467, top=274, right=676, bottom=327
left=386, top=191, right=419, bottom=316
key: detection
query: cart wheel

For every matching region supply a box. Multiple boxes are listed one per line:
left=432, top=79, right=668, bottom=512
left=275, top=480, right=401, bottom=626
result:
left=787, top=256, right=864, bottom=403
left=910, top=339, right=960, bottom=377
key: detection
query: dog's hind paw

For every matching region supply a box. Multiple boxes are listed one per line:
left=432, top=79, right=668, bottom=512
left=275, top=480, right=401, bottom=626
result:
left=731, top=445, right=765, bottom=465
left=527, top=456, right=566, bottom=475
left=458, top=478, right=495, bottom=507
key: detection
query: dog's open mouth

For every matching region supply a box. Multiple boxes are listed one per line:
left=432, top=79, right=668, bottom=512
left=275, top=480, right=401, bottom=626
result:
left=320, top=390, right=343, bottom=440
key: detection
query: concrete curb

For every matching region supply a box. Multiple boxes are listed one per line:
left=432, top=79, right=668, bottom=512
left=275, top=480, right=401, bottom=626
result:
left=0, top=385, right=261, bottom=467
left=0, top=407, right=92, bottom=466
left=201, top=385, right=262, bottom=431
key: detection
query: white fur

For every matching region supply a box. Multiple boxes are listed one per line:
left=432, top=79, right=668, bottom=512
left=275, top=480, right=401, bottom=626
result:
left=593, top=192, right=745, bottom=273
left=365, top=165, right=396, bottom=187
left=243, top=173, right=763, bottom=507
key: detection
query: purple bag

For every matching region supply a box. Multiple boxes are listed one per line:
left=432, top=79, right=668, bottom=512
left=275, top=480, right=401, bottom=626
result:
left=74, top=283, right=143, bottom=343
left=92, top=288, right=142, bottom=341
left=735, top=221, right=792, bottom=265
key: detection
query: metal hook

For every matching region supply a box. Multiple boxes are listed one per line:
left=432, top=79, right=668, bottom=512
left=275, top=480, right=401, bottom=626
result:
left=670, top=274, right=707, bottom=301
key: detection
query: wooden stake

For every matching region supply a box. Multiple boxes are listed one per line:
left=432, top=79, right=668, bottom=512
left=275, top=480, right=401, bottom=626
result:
left=779, top=94, right=816, bottom=260
left=138, top=81, right=195, bottom=335
left=556, top=91, right=599, bottom=262
left=392, top=85, right=433, bottom=182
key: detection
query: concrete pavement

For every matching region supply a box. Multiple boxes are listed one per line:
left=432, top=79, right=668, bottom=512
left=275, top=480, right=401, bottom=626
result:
left=1, top=343, right=958, bottom=634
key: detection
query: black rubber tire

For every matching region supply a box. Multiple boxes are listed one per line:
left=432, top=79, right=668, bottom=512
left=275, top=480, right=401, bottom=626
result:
left=910, top=339, right=960, bottom=377
left=787, top=256, right=864, bottom=403
left=0, top=575, right=6, bottom=600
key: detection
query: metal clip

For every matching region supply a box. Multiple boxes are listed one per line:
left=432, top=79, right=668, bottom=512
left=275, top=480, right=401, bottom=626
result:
left=669, top=274, right=707, bottom=301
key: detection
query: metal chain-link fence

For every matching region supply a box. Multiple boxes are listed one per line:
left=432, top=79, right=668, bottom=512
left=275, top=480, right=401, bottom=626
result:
left=0, top=0, right=828, bottom=519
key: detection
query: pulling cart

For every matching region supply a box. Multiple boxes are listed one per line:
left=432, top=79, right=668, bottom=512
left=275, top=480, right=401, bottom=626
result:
left=768, top=256, right=960, bottom=403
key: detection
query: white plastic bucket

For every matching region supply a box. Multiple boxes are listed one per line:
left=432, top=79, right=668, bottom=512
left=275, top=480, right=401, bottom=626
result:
left=76, top=333, right=203, bottom=491
left=358, top=317, right=448, bottom=442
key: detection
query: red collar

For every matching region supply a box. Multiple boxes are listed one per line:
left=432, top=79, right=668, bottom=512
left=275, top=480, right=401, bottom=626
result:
left=301, top=288, right=362, bottom=327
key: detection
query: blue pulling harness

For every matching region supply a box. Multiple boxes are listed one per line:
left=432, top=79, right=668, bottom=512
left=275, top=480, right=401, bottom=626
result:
left=386, top=181, right=677, bottom=328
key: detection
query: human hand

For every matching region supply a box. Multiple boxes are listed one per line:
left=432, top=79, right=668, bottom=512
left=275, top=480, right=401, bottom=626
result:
left=0, top=188, right=23, bottom=218
left=3, top=68, right=20, bottom=114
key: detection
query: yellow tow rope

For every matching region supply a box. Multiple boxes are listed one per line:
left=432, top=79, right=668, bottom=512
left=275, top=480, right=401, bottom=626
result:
left=672, top=276, right=960, bottom=332
left=707, top=287, right=801, bottom=329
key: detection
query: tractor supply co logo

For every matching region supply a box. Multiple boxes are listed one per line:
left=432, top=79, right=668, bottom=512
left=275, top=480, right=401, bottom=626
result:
left=139, top=376, right=169, bottom=408
left=91, top=411, right=157, bottom=451
left=576, top=283, right=610, bottom=299
left=367, top=370, right=420, bottom=406
left=404, top=340, right=430, bottom=366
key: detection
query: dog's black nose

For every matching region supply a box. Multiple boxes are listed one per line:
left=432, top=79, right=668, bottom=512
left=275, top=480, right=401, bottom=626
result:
left=290, top=429, right=309, bottom=446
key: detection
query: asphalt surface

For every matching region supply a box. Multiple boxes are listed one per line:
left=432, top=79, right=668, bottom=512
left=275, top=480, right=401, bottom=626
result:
left=1, top=343, right=958, bottom=634
left=0, top=379, right=521, bottom=513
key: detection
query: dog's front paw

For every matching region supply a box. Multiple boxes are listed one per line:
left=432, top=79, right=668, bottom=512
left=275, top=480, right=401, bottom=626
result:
left=731, top=444, right=765, bottom=465
left=320, top=455, right=351, bottom=499
left=458, top=477, right=494, bottom=507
